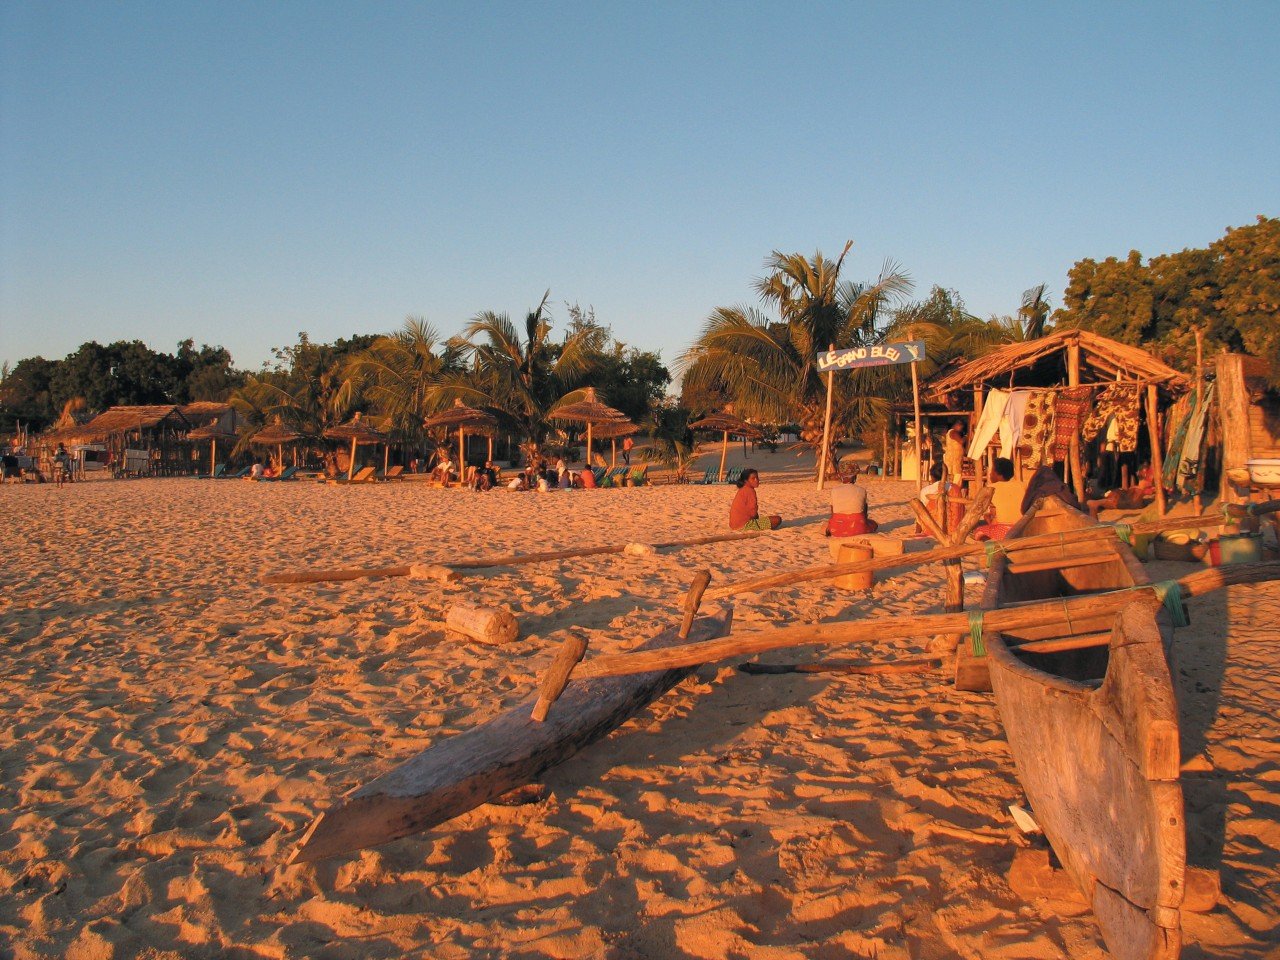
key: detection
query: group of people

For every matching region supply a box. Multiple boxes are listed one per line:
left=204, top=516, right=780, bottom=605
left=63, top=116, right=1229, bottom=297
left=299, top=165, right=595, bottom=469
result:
left=505, top=458, right=598, bottom=492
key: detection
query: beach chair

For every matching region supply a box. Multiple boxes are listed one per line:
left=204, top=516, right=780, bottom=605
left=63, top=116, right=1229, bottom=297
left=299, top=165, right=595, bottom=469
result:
left=201, top=464, right=227, bottom=480
left=261, top=465, right=299, bottom=482
left=592, top=467, right=607, bottom=486
left=222, top=465, right=251, bottom=480
left=628, top=466, right=649, bottom=486
left=330, top=466, right=377, bottom=485
left=602, top=466, right=627, bottom=487
left=382, top=465, right=404, bottom=481
left=723, top=467, right=743, bottom=485
left=694, top=466, right=717, bottom=485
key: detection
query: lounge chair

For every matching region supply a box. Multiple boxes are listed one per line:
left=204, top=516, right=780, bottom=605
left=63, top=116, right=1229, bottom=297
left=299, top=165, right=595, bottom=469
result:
left=592, top=467, right=607, bottom=486
left=329, top=466, right=377, bottom=485
left=723, top=467, right=743, bottom=485
left=601, top=466, right=627, bottom=487
left=628, top=466, right=649, bottom=487
left=694, top=467, right=717, bottom=485
left=222, top=465, right=251, bottom=480
left=201, top=464, right=227, bottom=480
left=382, top=465, right=404, bottom=481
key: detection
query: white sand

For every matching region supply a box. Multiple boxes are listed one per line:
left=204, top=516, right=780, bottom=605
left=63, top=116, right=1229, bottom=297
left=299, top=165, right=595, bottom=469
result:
left=0, top=455, right=1276, bottom=958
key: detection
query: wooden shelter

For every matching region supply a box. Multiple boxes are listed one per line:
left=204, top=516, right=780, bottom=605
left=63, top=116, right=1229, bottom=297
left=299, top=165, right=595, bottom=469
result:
left=549, top=387, right=628, bottom=462
left=690, top=411, right=763, bottom=482
left=424, top=399, right=498, bottom=470
left=41, top=405, right=196, bottom=476
left=324, top=414, right=387, bottom=481
left=925, top=330, right=1189, bottom=513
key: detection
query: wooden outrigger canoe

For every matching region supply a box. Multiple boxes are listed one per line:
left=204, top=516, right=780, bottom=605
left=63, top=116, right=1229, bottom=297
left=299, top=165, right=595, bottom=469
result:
left=971, top=497, right=1186, bottom=960
left=290, top=609, right=730, bottom=864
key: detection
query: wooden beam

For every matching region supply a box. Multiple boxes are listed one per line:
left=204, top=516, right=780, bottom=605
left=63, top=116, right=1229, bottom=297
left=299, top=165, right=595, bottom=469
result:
left=1146, top=384, right=1167, bottom=517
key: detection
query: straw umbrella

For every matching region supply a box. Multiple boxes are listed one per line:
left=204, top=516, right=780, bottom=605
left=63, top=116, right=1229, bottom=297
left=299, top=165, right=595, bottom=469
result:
left=690, top=411, right=764, bottom=482
left=549, top=387, right=628, bottom=464
left=250, top=416, right=304, bottom=470
left=423, top=399, right=498, bottom=474
left=187, top=420, right=238, bottom=476
left=591, top=418, right=640, bottom=469
left=323, top=413, right=386, bottom=480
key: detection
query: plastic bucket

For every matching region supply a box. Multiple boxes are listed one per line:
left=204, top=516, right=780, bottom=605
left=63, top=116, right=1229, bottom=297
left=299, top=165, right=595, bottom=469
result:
left=833, top=542, right=874, bottom=590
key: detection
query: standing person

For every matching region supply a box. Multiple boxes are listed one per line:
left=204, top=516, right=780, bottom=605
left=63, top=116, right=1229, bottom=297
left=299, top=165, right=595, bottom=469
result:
left=53, top=444, right=73, bottom=487
left=622, top=435, right=634, bottom=466
left=729, top=468, right=782, bottom=531
left=825, top=465, right=878, bottom=537
left=945, top=421, right=966, bottom=485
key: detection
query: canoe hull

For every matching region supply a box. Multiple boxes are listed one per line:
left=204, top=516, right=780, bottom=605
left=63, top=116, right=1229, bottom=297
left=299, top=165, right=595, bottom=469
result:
left=291, top=611, right=728, bottom=863
left=984, top=498, right=1184, bottom=960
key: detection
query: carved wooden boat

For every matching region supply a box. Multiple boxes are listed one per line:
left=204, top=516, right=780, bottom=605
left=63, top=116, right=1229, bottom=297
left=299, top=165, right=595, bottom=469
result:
left=290, top=610, right=730, bottom=864
left=972, top=496, right=1185, bottom=960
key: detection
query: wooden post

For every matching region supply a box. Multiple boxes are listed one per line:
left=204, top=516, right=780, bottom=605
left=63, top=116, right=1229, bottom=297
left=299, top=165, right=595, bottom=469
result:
left=1194, top=329, right=1204, bottom=412
left=488, top=435, right=494, bottom=463
left=971, top=387, right=985, bottom=494
left=817, top=345, right=836, bottom=491
left=718, top=429, right=729, bottom=482
left=881, top=427, right=889, bottom=478
left=458, top=427, right=465, bottom=473
left=909, top=330, right=923, bottom=492
left=1146, top=384, right=1166, bottom=517
left=348, top=437, right=357, bottom=481
left=1067, top=338, right=1086, bottom=504
left=209, top=438, right=217, bottom=476
left=679, top=570, right=714, bottom=639
left=531, top=633, right=589, bottom=722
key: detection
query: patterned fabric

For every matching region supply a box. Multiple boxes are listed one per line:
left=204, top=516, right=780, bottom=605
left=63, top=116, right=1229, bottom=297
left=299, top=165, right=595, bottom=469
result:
left=1020, top=390, right=1057, bottom=469
left=1081, top=383, right=1142, bottom=452
left=1051, top=386, right=1094, bottom=461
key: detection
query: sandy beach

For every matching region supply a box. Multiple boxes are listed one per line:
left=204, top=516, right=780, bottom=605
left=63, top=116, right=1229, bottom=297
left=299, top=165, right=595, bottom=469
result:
left=1, top=451, right=1276, bottom=959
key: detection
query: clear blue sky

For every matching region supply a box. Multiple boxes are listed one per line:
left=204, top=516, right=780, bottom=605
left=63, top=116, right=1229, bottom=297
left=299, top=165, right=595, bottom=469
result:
left=2, top=2, right=1277, bottom=376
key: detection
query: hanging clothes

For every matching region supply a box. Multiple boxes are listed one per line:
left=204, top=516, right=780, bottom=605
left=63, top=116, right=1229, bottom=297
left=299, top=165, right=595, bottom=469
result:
left=1051, top=386, right=1094, bottom=462
left=1081, top=384, right=1142, bottom=452
left=1161, top=392, right=1196, bottom=490
left=1000, top=390, right=1034, bottom=459
left=1176, top=383, right=1214, bottom=492
left=967, top=388, right=1009, bottom=461
left=1020, top=389, right=1057, bottom=470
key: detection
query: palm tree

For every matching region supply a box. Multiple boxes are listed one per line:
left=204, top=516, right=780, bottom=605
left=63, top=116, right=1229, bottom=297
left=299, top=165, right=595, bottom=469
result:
left=679, top=242, right=912, bottom=476
left=459, top=292, right=607, bottom=464
left=339, top=317, right=466, bottom=452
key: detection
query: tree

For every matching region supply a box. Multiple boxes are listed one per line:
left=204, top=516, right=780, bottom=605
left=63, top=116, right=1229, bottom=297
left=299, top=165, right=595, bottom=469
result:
left=459, top=292, right=608, bottom=463
left=1213, top=216, right=1280, bottom=381
left=679, top=242, right=912, bottom=476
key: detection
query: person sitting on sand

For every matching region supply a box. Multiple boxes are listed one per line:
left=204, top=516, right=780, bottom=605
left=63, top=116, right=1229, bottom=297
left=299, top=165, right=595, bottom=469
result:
left=826, top=465, right=878, bottom=537
left=729, top=468, right=782, bottom=531
left=579, top=462, right=597, bottom=489
left=433, top=454, right=455, bottom=485
left=248, top=460, right=264, bottom=480
left=973, top=457, right=1026, bottom=541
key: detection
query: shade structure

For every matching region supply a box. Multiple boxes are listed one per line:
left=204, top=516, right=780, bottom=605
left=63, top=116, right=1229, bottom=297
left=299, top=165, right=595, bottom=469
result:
left=250, top=417, right=305, bottom=470
left=323, top=413, right=387, bottom=480
left=549, top=387, right=628, bottom=462
left=589, top=418, right=640, bottom=469
left=188, top=420, right=239, bottom=476
left=690, top=411, right=763, bottom=482
left=424, top=398, right=498, bottom=473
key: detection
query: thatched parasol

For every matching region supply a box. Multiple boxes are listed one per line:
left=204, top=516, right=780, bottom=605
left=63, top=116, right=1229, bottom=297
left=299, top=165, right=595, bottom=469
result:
left=549, top=387, right=627, bottom=461
left=251, top=417, right=304, bottom=469
left=690, top=411, right=763, bottom=482
left=188, top=420, right=239, bottom=476
left=424, top=398, right=498, bottom=470
left=324, top=413, right=387, bottom=480
left=590, top=417, right=640, bottom=469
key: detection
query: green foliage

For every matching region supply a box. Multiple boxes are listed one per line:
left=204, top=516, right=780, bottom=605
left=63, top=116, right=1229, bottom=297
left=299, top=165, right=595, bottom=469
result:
left=1053, top=216, right=1279, bottom=375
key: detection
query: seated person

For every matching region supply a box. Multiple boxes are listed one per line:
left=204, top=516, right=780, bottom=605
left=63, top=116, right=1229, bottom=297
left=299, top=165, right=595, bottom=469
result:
left=916, top=462, right=963, bottom=533
left=247, top=460, right=265, bottom=480
left=729, top=468, right=782, bottom=531
left=507, top=471, right=528, bottom=491
left=974, top=457, right=1027, bottom=541
left=579, top=463, right=597, bottom=489
left=433, top=455, right=456, bottom=484
left=558, top=464, right=573, bottom=490
left=826, top=465, right=878, bottom=537
left=473, top=461, right=497, bottom=491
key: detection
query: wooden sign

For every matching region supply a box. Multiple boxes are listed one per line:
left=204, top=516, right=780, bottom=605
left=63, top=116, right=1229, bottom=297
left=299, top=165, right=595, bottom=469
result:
left=817, top=340, right=925, bottom=372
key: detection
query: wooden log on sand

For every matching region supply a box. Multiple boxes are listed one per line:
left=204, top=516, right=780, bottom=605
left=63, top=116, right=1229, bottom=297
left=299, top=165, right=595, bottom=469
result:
left=262, top=530, right=770, bottom=585
left=569, top=562, right=1280, bottom=680
left=289, top=608, right=731, bottom=863
left=445, top=602, right=519, bottom=645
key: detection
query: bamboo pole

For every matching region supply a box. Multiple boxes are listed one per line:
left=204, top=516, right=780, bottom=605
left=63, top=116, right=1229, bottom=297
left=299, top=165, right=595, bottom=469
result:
left=719, top=429, right=729, bottom=483
left=817, top=345, right=836, bottom=491
left=1147, top=384, right=1167, bottom=517
left=910, top=331, right=923, bottom=492
left=572, top=562, right=1280, bottom=680
left=703, top=502, right=1271, bottom=602
left=348, top=437, right=357, bottom=480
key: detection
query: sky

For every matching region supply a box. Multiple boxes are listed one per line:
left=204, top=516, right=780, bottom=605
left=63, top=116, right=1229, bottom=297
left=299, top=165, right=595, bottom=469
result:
left=2, top=2, right=1277, bottom=377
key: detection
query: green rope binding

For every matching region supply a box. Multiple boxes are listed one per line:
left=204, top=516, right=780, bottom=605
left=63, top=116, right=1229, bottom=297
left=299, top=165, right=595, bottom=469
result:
left=984, top=541, right=1006, bottom=569
left=1150, top=580, right=1191, bottom=628
left=1114, top=523, right=1133, bottom=546
left=968, top=610, right=986, bottom=657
